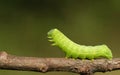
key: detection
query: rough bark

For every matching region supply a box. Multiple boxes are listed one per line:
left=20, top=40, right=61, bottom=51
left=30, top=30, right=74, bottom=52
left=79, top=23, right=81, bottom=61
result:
left=0, top=51, right=120, bottom=75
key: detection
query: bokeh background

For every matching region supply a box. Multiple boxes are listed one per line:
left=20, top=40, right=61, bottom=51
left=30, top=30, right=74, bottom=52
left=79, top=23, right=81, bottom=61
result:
left=0, top=0, right=120, bottom=75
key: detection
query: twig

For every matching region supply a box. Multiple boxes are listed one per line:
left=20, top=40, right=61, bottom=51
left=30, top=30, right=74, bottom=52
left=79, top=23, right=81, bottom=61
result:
left=0, top=51, right=120, bottom=75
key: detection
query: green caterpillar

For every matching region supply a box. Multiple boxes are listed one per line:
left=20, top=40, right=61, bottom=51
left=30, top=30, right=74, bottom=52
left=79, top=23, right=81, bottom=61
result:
left=48, top=28, right=113, bottom=60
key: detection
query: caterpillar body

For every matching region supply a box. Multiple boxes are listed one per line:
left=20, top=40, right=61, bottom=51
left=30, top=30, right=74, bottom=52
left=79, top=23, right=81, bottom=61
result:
left=48, top=28, right=113, bottom=60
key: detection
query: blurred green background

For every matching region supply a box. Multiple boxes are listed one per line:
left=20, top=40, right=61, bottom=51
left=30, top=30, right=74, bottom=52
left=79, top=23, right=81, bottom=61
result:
left=0, top=0, right=120, bottom=75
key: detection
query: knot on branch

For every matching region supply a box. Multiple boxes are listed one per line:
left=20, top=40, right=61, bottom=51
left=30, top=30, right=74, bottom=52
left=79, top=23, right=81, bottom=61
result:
left=0, top=51, right=7, bottom=62
left=72, top=60, right=92, bottom=74
left=39, top=63, right=48, bottom=72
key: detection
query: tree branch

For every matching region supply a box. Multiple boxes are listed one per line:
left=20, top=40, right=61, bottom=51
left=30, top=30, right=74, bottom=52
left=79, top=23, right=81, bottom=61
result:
left=0, top=51, right=120, bottom=75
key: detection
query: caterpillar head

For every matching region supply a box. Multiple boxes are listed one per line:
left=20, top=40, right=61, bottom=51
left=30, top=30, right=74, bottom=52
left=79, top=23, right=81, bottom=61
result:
left=47, top=28, right=59, bottom=46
